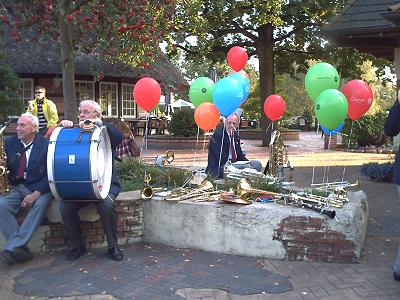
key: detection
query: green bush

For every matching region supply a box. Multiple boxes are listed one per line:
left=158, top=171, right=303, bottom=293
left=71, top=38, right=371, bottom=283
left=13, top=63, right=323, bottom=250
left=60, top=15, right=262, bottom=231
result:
left=0, top=64, right=23, bottom=122
left=342, top=111, right=388, bottom=148
left=170, top=109, right=203, bottom=137
left=117, top=158, right=192, bottom=191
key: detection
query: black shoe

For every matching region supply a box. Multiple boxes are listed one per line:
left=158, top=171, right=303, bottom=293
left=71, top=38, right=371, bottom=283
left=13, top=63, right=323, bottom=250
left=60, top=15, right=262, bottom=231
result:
left=12, top=247, right=33, bottom=263
left=66, top=245, right=87, bottom=261
left=394, top=272, right=400, bottom=281
left=108, top=246, right=123, bottom=261
left=0, top=250, right=17, bottom=265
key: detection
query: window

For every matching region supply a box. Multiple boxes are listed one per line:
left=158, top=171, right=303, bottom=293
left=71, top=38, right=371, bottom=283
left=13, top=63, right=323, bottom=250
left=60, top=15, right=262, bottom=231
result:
left=99, top=82, right=118, bottom=116
left=20, top=78, right=34, bottom=102
left=75, top=81, right=94, bottom=102
left=121, top=83, right=136, bottom=117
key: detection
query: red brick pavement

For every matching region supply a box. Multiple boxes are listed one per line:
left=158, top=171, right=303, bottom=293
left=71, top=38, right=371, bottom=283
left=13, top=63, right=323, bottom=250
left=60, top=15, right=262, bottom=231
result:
left=1, top=132, right=399, bottom=300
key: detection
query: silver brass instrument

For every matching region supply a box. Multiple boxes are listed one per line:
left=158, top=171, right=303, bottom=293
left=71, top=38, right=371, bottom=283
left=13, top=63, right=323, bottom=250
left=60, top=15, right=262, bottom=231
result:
left=236, top=178, right=337, bottom=218
left=155, top=150, right=174, bottom=166
left=0, top=120, right=11, bottom=195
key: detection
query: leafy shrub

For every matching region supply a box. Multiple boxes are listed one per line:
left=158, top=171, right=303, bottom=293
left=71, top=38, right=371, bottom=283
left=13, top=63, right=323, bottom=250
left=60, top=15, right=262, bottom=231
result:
left=342, top=111, right=388, bottom=148
left=169, top=109, right=202, bottom=137
left=360, top=162, right=394, bottom=182
left=117, top=158, right=192, bottom=191
left=0, top=64, right=23, bottom=122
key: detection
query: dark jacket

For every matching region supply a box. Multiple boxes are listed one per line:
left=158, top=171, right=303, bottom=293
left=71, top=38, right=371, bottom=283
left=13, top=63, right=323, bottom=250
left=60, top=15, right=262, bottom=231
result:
left=384, top=100, right=400, bottom=185
left=105, top=122, right=124, bottom=197
left=205, top=124, right=247, bottom=178
left=5, top=134, right=50, bottom=194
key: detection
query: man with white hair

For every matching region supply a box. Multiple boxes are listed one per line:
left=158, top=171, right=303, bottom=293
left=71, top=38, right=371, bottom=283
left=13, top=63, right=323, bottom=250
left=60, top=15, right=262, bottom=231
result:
left=0, top=112, right=52, bottom=265
left=59, top=100, right=124, bottom=261
left=206, top=111, right=262, bottom=178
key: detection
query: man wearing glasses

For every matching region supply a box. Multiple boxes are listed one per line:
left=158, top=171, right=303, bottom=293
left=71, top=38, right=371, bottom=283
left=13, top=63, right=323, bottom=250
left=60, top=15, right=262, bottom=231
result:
left=27, top=86, right=59, bottom=135
left=205, top=111, right=262, bottom=178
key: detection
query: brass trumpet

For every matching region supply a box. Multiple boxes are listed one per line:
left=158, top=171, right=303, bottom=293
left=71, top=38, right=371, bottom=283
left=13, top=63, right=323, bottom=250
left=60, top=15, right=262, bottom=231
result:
left=165, top=179, right=217, bottom=201
left=237, top=178, right=279, bottom=200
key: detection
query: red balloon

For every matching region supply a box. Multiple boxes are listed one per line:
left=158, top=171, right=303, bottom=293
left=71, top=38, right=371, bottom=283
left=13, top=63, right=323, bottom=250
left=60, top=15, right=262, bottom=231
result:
left=342, top=79, right=373, bottom=121
left=227, top=46, right=248, bottom=71
left=263, top=94, right=286, bottom=121
left=133, top=77, right=161, bottom=111
left=194, top=102, right=221, bottom=131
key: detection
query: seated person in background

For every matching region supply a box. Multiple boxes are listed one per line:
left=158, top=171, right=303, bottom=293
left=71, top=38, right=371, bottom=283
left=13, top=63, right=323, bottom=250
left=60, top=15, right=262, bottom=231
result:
left=59, top=100, right=124, bottom=261
left=0, top=112, right=53, bottom=265
left=205, top=111, right=262, bottom=178
left=27, top=86, right=59, bottom=135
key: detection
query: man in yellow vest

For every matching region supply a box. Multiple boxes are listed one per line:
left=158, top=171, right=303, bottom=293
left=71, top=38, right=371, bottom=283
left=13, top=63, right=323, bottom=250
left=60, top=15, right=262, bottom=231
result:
left=27, top=86, right=58, bottom=135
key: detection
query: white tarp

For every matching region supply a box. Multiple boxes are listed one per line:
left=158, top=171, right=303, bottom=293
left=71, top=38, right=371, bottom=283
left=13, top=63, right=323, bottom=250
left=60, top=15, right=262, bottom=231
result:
left=170, top=99, right=195, bottom=110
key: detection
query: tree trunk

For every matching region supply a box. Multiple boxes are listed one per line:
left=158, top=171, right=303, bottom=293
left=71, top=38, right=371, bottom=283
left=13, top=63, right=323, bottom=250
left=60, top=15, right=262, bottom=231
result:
left=57, top=0, right=77, bottom=121
left=257, top=24, right=274, bottom=146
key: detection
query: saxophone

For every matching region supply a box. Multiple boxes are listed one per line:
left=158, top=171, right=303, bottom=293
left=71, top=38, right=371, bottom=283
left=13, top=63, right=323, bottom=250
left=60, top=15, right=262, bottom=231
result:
left=265, top=130, right=287, bottom=177
left=264, top=130, right=294, bottom=192
left=0, top=120, right=11, bottom=195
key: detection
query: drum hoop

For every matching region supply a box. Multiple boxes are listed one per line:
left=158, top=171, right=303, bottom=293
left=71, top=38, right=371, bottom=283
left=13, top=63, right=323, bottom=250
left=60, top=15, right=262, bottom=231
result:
left=90, top=126, right=112, bottom=199
left=47, top=126, right=63, bottom=200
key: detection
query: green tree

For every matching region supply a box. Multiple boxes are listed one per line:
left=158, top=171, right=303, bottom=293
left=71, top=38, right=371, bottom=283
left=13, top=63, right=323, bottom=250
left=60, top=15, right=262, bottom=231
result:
left=0, top=0, right=175, bottom=120
left=0, top=64, right=23, bottom=123
left=169, top=0, right=390, bottom=145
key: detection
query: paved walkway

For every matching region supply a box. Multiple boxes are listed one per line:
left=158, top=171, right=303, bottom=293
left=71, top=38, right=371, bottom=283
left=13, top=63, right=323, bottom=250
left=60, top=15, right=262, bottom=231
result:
left=1, top=132, right=399, bottom=300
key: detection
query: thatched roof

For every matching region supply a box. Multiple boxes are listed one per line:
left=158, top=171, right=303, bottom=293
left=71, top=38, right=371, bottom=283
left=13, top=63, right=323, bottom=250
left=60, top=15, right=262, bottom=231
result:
left=0, top=34, right=188, bottom=89
left=322, top=0, right=400, bottom=61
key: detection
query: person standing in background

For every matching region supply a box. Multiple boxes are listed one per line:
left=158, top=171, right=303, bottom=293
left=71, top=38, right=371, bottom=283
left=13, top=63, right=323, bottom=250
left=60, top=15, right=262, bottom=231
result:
left=27, top=86, right=58, bottom=135
left=384, top=89, right=400, bottom=281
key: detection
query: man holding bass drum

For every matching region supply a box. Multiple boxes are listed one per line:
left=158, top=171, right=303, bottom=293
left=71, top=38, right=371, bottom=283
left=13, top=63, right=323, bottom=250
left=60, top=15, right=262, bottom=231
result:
left=55, top=100, right=124, bottom=261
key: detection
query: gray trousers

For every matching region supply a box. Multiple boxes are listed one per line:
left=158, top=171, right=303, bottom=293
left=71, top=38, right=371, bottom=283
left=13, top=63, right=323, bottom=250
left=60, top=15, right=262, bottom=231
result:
left=0, top=184, right=53, bottom=251
left=59, top=194, right=118, bottom=249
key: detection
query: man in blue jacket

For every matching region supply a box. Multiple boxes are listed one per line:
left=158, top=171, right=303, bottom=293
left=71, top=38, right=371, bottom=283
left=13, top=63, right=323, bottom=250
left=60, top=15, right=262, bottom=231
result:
left=0, top=112, right=52, bottom=265
left=59, top=100, right=124, bottom=261
left=205, top=112, right=262, bottom=178
left=384, top=91, right=400, bottom=281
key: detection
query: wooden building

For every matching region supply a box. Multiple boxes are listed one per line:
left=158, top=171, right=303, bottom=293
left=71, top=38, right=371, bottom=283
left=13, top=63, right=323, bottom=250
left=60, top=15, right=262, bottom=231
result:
left=322, top=0, right=400, bottom=83
left=0, top=34, right=188, bottom=120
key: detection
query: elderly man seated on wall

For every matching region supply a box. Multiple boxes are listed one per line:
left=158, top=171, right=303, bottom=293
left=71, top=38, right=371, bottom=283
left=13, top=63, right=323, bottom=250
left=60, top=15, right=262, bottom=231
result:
left=205, top=109, right=262, bottom=179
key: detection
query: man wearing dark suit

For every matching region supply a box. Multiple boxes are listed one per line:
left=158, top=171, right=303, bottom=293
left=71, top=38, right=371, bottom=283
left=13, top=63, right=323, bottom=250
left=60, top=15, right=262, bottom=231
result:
left=0, top=112, right=52, bottom=265
left=205, top=112, right=262, bottom=178
left=384, top=89, right=400, bottom=281
left=59, top=100, right=124, bottom=261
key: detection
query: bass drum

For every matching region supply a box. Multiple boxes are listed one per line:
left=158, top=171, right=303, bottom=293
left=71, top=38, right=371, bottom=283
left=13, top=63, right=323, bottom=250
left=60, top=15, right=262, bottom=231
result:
left=47, top=126, right=112, bottom=201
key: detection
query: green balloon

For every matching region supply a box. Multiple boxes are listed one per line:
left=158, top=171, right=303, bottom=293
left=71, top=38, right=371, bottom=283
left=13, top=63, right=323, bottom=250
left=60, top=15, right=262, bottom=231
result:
left=305, top=62, right=340, bottom=102
left=314, top=89, right=348, bottom=130
left=189, top=77, right=214, bottom=107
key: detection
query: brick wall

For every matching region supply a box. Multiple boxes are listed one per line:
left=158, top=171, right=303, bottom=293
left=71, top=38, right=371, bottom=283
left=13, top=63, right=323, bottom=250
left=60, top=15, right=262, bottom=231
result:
left=273, top=216, right=358, bottom=263
left=17, top=199, right=143, bottom=253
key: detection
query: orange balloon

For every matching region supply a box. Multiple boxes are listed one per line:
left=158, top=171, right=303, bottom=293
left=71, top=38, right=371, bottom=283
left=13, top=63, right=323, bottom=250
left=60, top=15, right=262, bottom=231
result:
left=194, top=102, right=221, bottom=131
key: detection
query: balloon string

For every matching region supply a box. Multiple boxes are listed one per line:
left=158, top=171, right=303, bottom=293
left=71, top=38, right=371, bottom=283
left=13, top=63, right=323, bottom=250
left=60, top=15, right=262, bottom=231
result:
left=311, top=122, right=320, bottom=192
left=217, top=123, right=226, bottom=179
left=341, top=120, right=354, bottom=182
left=193, top=126, right=200, bottom=165
left=140, top=113, right=150, bottom=162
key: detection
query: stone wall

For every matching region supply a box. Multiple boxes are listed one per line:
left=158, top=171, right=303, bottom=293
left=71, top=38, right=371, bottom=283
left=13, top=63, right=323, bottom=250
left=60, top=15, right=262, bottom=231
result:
left=142, top=191, right=369, bottom=263
left=0, top=191, right=143, bottom=253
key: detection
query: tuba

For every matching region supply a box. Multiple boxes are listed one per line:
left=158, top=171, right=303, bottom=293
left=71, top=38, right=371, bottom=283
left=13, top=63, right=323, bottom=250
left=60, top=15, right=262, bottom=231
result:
left=0, top=120, right=11, bottom=195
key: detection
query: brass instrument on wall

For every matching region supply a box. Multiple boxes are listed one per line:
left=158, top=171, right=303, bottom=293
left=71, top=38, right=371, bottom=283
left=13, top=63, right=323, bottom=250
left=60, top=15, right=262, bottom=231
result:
left=264, top=130, right=294, bottom=192
left=0, top=120, right=11, bottom=195
left=154, top=150, right=174, bottom=166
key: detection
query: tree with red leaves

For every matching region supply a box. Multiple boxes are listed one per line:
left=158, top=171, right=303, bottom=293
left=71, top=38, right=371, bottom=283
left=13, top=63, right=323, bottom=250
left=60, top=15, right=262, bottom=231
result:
left=0, top=0, right=175, bottom=119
